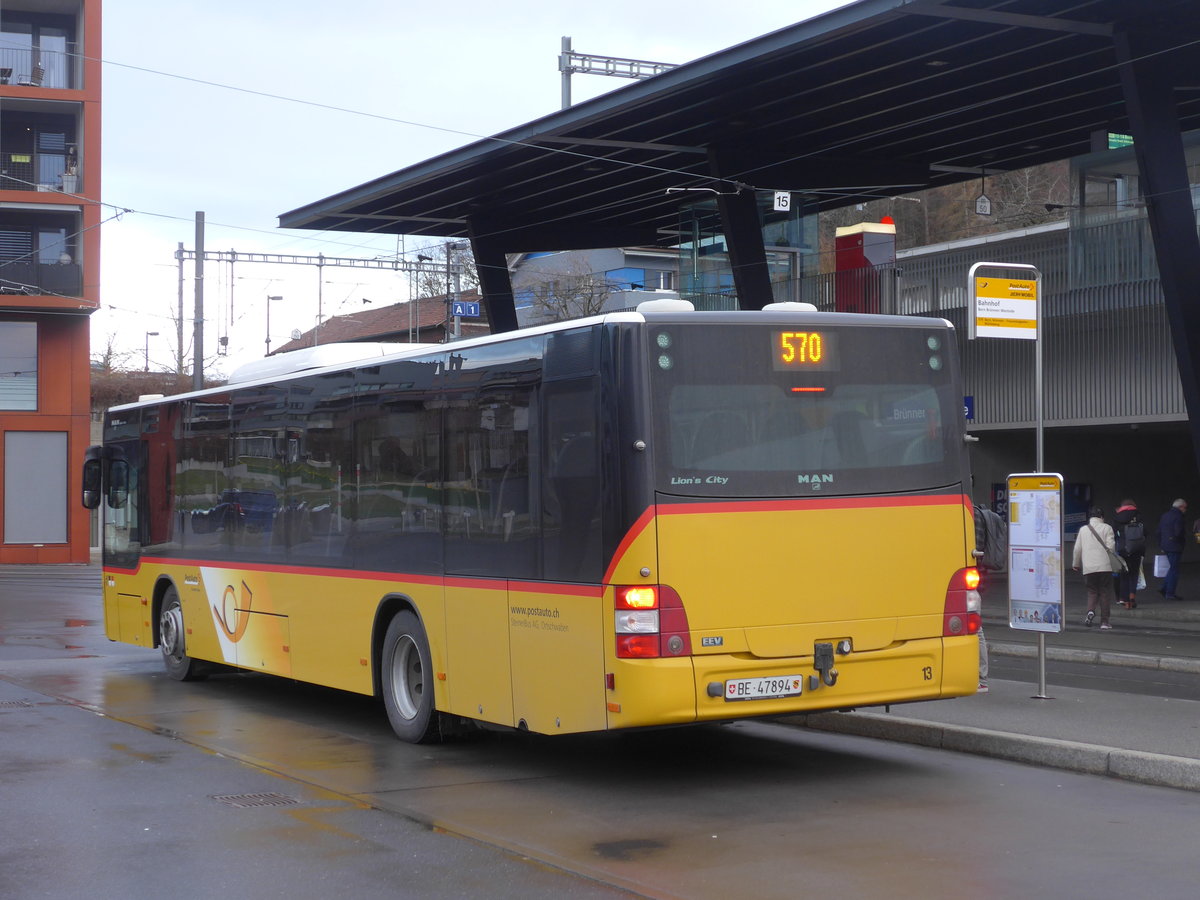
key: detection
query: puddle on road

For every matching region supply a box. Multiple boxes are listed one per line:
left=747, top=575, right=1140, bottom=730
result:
left=592, top=838, right=667, bottom=861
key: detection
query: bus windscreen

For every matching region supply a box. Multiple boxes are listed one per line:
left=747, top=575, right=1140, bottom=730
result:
left=650, top=322, right=963, bottom=497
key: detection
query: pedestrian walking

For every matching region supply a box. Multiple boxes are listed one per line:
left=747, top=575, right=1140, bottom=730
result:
left=1072, top=506, right=1119, bottom=629
left=1113, top=498, right=1146, bottom=608
left=1155, top=498, right=1187, bottom=601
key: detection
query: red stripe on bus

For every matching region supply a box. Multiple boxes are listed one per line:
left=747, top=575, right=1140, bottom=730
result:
left=117, top=557, right=444, bottom=586
left=108, top=558, right=602, bottom=598
left=601, top=505, right=658, bottom=585
left=656, top=493, right=970, bottom=516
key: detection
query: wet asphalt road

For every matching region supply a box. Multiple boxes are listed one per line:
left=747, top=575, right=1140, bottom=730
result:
left=4, top=564, right=1200, bottom=899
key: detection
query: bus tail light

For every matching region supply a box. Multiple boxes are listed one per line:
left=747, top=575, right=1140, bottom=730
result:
left=943, top=567, right=981, bottom=637
left=615, top=584, right=692, bottom=658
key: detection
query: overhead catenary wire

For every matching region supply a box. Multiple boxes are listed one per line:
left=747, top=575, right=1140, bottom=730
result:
left=10, top=29, right=1198, bottom=270
left=9, top=25, right=1199, bottom=260
left=11, top=20, right=1200, bottom=355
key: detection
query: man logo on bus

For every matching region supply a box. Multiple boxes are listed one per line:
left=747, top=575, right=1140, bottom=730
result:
left=797, top=473, right=834, bottom=485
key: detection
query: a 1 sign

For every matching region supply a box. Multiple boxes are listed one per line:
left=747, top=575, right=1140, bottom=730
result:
left=451, top=301, right=480, bottom=318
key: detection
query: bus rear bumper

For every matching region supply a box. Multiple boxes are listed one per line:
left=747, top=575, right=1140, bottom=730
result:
left=607, top=635, right=978, bottom=730
left=691, top=635, right=979, bottom=721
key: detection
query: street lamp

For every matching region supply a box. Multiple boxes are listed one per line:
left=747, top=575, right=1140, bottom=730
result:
left=265, top=295, right=283, bottom=355
left=144, top=331, right=159, bottom=372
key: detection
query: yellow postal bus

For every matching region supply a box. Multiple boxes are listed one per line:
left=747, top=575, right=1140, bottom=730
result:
left=83, top=299, right=980, bottom=742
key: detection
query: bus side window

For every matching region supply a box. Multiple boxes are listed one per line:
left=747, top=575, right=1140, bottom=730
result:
left=542, top=380, right=602, bottom=583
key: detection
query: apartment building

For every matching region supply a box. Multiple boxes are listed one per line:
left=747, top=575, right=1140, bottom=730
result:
left=0, top=0, right=100, bottom=563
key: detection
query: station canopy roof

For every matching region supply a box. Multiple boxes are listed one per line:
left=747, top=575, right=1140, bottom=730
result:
left=280, top=0, right=1200, bottom=252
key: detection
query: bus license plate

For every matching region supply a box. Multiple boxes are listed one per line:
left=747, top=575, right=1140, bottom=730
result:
left=724, top=675, right=804, bottom=701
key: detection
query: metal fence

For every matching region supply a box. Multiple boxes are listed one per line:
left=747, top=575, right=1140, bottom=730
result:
left=795, top=216, right=1184, bottom=428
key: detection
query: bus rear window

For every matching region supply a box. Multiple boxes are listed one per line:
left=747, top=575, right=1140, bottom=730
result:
left=650, top=323, right=963, bottom=497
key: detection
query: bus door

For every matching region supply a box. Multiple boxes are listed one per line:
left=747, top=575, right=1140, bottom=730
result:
left=440, top=343, right=532, bottom=727
left=199, top=389, right=292, bottom=677
left=140, top=403, right=179, bottom=550
left=505, top=362, right=608, bottom=735
left=85, top=436, right=154, bottom=647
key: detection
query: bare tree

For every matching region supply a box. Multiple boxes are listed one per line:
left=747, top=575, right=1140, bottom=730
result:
left=90, top=331, right=228, bottom=417
left=91, top=333, right=137, bottom=374
left=521, top=262, right=618, bottom=323
left=415, top=242, right=478, bottom=299
left=89, top=369, right=200, bottom=413
left=818, top=160, right=1073, bottom=264
left=989, top=160, right=1071, bottom=229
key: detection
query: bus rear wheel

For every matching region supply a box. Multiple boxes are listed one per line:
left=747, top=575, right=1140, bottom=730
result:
left=159, top=586, right=207, bottom=682
left=381, top=611, right=437, bottom=743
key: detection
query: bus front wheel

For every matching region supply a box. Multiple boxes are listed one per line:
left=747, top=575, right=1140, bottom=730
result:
left=381, top=611, right=437, bottom=743
left=159, top=586, right=207, bottom=682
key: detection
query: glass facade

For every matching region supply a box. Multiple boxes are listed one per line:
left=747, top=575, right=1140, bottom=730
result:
left=675, top=194, right=818, bottom=309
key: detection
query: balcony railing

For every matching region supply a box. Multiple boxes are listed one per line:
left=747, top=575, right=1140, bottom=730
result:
left=0, top=46, right=75, bottom=89
left=0, top=156, right=79, bottom=194
left=0, top=260, right=83, bottom=297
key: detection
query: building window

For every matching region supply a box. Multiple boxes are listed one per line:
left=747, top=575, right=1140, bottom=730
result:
left=0, top=321, right=37, bottom=410
left=0, top=13, right=75, bottom=89
left=605, top=267, right=646, bottom=290
left=4, top=431, right=66, bottom=543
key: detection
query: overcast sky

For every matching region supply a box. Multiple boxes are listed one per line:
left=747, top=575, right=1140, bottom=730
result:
left=98, top=0, right=849, bottom=377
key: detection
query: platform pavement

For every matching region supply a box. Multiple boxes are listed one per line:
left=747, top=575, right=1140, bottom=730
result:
left=785, top=561, right=1200, bottom=793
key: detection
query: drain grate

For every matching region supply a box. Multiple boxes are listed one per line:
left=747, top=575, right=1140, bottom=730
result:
left=210, top=792, right=301, bottom=809
left=0, top=699, right=33, bottom=708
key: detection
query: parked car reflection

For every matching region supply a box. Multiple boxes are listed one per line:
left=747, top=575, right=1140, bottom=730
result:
left=190, top=489, right=278, bottom=534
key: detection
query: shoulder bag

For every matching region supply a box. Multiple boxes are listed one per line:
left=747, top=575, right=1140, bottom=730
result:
left=1087, top=523, right=1127, bottom=572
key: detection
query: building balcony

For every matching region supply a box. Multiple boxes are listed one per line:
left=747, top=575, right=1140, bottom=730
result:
left=0, top=46, right=76, bottom=90
left=0, top=260, right=83, bottom=299
left=0, top=159, right=80, bottom=194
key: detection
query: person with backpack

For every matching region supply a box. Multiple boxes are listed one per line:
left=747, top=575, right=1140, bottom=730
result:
left=1113, top=498, right=1146, bottom=608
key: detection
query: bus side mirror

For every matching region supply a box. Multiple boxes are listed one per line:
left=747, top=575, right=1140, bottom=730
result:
left=82, top=458, right=102, bottom=509
left=107, top=459, right=130, bottom=510
left=82, top=445, right=103, bottom=509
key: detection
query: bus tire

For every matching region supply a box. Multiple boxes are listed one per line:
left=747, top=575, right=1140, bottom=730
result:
left=381, top=610, right=437, bottom=743
left=159, top=586, right=207, bottom=682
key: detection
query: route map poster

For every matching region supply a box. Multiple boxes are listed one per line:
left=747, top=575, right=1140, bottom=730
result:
left=1006, top=473, right=1065, bottom=634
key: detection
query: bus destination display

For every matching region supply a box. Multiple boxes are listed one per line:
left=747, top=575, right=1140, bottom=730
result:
left=772, top=331, right=839, bottom=372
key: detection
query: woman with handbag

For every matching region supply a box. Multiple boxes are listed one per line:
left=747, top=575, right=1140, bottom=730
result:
left=1072, top=506, right=1121, bottom=630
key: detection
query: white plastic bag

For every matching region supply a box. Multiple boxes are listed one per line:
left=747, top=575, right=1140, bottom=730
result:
left=1154, top=554, right=1169, bottom=578
left=1137, top=562, right=1147, bottom=591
